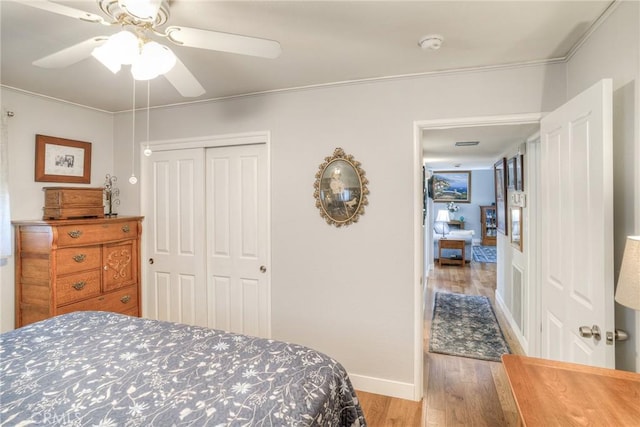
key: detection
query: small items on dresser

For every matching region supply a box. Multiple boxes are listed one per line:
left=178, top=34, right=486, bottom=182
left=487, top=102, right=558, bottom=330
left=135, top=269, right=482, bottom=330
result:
left=42, top=186, right=104, bottom=219
left=103, top=174, right=120, bottom=217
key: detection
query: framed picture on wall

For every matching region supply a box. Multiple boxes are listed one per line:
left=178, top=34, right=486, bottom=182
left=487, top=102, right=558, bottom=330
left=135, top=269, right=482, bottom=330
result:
left=494, top=158, right=508, bottom=236
left=507, top=156, right=517, bottom=190
left=511, top=206, right=523, bottom=251
left=431, top=170, right=472, bottom=203
left=516, top=154, right=524, bottom=191
left=35, top=134, right=92, bottom=184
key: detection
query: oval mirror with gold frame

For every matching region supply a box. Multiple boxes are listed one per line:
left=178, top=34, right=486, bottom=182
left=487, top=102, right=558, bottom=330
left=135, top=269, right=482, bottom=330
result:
left=314, top=147, right=369, bottom=227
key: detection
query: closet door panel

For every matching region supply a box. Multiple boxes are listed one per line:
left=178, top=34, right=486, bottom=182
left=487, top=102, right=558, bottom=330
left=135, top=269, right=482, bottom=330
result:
left=143, top=148, right=207, bottom=327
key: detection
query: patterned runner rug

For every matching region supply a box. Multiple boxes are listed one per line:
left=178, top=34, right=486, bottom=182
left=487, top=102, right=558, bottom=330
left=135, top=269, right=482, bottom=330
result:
left=429, top=292, right=511, bottom=362
left=472, top=245, right=497, bottom=263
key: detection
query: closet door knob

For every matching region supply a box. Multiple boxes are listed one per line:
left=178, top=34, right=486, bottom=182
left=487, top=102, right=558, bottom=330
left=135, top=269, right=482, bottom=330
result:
left=260, top=265, right=267, bottom=273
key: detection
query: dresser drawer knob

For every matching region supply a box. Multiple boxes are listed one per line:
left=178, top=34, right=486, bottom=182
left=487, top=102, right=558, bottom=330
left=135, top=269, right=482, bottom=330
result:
left=122, top=224, right=130, bottom=233
left=120, top=295, right=131, bottom=304
left=72, top=254, right=86, bottom=262
left=72, top=281, right=86, bottom=290
left=67, top=230, right=82, bottom=238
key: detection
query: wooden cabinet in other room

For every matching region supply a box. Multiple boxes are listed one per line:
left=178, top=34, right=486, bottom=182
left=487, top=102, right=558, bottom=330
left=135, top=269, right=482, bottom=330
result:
left=13, top=216, right=143, bottom=327
left=480, top=206, right=497, bottom=246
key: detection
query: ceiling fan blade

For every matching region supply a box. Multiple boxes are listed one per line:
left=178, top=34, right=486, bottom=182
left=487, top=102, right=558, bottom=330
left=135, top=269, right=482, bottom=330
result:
left=165, top=26, right=282, bottom=59
left=163, top=56, right=206, bottom=98
left=8, top=0, right=108, bottom=25
left=33, top=37, right=108, bottom=68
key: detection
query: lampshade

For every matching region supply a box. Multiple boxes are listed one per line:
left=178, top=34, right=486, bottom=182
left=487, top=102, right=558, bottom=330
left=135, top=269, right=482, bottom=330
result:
left=92, top=30, right=176, bottom=81
left=91, top=30, right=139, bottom=73
left=436, top=209, right=450, bottom=223
left=131, top=41, right=176, bottom=81
left=615, top=236, right=640, bottom=310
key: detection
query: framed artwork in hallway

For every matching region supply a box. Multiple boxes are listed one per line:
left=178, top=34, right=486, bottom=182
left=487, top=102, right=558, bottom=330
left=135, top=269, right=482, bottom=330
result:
left=494, top=158, right=507, bottom=235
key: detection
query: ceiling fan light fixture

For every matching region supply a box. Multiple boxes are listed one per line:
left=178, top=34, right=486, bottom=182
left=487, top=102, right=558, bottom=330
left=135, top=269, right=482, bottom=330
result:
left=91, top=45, right=121, bottom=73
left=91, top=30, right=139, bottom=72
left=131, top=41, right=176, bottom=80
left=117, top=0, right=162, bottom=22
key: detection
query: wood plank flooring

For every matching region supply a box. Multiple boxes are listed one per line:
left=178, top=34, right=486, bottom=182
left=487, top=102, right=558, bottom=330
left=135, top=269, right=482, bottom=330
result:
left=357, top=261, right=523, bottom=426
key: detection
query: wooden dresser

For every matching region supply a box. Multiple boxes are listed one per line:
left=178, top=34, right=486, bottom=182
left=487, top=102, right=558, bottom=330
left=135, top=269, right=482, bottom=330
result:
left=502, top=354, right=640, bottom=426
left=13, top=216, right=143, bottom=327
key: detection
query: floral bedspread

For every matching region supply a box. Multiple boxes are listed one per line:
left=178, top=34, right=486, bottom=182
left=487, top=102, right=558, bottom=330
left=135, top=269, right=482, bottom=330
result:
left=0, top=311, right=366, bottom=426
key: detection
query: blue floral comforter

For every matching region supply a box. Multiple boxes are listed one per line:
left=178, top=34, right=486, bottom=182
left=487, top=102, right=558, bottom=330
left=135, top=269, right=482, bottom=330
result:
left=0, top=311, right=366, bottom=426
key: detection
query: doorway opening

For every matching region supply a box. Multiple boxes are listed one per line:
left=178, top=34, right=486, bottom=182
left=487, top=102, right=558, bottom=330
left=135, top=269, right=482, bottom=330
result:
left=411, top=113, right=542, bottom=401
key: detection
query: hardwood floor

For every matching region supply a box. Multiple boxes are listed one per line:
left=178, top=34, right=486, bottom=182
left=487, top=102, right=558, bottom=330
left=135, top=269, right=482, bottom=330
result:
left=357, top=261, right=524, bottom=426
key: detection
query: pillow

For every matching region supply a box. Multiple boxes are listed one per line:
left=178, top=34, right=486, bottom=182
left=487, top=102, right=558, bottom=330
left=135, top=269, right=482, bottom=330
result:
left=433, top=222, right=450, bottom=235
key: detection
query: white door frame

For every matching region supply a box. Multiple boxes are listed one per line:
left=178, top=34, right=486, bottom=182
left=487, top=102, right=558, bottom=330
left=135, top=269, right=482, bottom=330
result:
left=140, top=131, right=272, bottom=335
left=413, top=113, right=542, bottom=399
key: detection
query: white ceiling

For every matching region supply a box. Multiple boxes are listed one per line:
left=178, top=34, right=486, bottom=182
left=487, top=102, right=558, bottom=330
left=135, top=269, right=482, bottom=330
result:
left=0, top=1, right=614, bottom=168
left=422, top=123, right=540, bottom=170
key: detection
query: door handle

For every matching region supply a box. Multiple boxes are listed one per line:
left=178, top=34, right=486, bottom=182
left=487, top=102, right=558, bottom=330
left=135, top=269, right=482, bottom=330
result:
left=260, top=265, right=267, bottom=273
left=579, top=325, right=601, bottom=340
left=148, top=258, right=154, bottom=265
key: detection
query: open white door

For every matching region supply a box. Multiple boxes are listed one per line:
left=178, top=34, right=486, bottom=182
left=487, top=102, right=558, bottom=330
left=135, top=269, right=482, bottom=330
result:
left=540, top=79, right=614, bottom=367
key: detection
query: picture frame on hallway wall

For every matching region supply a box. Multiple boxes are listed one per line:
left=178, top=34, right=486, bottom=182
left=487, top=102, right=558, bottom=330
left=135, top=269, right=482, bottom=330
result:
left=35, top=134, right=92, bottom=184
left=431, top=170, right=472, bottom=203
left=515, top=154, right=524, bottom=191
left=494, top=158, right=508, bottom=236
left=507, top=156, right=517, bottom=190
left=511, top=206, right=522, bottom=251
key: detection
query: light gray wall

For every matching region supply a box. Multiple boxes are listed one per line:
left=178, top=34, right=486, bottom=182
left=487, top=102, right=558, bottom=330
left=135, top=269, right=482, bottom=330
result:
left=565, top=0, right=640, bottom=371
left=112, top=64, right=565, bottom=392
left=0, top=89, right=114, bottom=331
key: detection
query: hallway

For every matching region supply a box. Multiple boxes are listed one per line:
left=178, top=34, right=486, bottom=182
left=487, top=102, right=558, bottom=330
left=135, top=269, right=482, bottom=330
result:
left=423, top=261, right=524, bottom=426
left=357, top=261, right=524, bottom=426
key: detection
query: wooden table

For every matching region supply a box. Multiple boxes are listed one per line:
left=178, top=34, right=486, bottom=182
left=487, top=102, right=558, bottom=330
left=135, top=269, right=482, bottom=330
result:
left=438, top=239, right=465, bottom=266
left=502, top=354, right=640, bottom=426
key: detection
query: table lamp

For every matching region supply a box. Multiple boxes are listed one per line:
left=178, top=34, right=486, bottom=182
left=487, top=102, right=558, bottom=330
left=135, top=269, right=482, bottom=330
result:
left=435, top=209, right=450, bottom=239
left=615, top=236, right=640, bottom=310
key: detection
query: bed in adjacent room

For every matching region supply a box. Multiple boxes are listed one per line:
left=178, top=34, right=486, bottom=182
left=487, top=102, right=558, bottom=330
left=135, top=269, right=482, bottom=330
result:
left=0, top=311, right=366, bottom=426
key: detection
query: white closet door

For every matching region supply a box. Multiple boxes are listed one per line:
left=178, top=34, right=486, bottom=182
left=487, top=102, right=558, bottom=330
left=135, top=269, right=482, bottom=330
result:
left=206, top=144, right=269, bottom=337
left=142, top=148, right=208, bottom=326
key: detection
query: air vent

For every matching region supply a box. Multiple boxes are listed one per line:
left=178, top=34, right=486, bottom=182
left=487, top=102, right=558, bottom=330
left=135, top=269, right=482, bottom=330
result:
left=455, top=141, right=480, bottom=147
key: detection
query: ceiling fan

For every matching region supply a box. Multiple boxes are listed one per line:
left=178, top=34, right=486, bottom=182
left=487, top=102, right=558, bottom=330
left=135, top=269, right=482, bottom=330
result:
left=10, top=0, right=282, bottom=98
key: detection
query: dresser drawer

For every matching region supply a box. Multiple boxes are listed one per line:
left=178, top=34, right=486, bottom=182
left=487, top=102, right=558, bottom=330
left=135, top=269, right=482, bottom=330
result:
left=56, top=220, right=138, bottom=246
left=56, top=246, right=101, bottom=275
left=56, top=269, right=101, bottom=305
left=57, top=285, right=139, bottom=316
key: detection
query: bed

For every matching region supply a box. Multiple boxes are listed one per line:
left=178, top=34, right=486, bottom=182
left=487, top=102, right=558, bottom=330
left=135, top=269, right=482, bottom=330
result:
left=0, top=311, right=366, bottom=426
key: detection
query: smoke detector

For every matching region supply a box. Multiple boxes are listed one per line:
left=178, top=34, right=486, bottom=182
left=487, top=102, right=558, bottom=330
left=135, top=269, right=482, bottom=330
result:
left=418, top=34, right=444, bottom=50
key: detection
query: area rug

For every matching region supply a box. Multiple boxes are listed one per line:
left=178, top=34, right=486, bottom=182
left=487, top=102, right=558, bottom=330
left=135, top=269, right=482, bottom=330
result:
left=472, top=245, right=497, bottom=263
left=429, top=292, right=511, bottom=362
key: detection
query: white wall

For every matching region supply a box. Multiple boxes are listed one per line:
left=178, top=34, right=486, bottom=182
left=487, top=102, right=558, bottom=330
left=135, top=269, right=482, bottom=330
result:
left=565, top=0, right=639, bottom=372
left=112, top=64, right=565, bottom=397
left=0, top=89, right=113, bottom=331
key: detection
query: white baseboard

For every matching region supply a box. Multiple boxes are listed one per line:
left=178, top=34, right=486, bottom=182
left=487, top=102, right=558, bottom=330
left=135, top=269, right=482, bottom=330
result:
left=349, top=373, right=418, bottom=401
left=494, top=291, right=529, bottom=354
